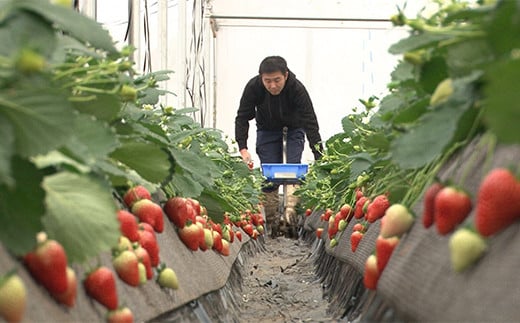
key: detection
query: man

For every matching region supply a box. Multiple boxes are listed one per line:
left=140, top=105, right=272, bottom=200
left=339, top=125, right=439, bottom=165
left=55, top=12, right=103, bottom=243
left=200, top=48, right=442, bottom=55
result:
left=235, top=56, right=323, bottom=238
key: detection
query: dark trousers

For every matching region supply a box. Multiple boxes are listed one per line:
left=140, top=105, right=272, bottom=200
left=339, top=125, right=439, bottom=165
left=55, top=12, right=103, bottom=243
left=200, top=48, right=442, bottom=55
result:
left=257, top=128, right=305, bottom=192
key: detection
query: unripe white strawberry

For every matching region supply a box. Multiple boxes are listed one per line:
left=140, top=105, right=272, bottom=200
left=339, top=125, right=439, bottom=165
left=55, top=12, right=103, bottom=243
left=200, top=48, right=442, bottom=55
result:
left=380, top=204, right=414, bottom=238
left=449, top=228, right=487, bottom=272
left=0, top=272, right=26, bottom=323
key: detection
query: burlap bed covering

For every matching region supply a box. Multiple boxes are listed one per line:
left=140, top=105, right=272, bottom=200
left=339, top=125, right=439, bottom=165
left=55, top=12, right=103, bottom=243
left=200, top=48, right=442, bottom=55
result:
left=306, top=136, right=520, bottom=322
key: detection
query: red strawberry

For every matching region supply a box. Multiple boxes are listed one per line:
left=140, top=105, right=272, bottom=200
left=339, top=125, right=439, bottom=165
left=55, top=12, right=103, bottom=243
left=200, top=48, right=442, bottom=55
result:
left=164, top=197, right=195, bottom=228
left=305, top=208, right=312, bottom=216
left=366, top=195, right=390, bottom=223
left=235, top=230, right=243, bottom=242
left=350, top=231, right=363, bottom=252
left=24, top=239, right=68, bottom=294
left=83, top=266, right=118, bottom=310
left=352, top=223, right=365, bottom=232
left=316, top=227, right=324, bottom=239
left=340, top=203, right=354, bottom=221
left=475, top=168, right=520, bottom=237
left=123, top=185, right=151, bottom=208
left=242, top=223, right=254, bottom=237
left=220, top=239, right=231, bottom=256
left=178, top=221, right=204, bottom=251
left=51, top=267, right=77, bottom=307
left=117, top=210, right=140, bottom=242
left=133, top=244, right=153, bottom=280
left=132, top=199, right=164, bottom=233
left=354, top=196, right=370, bottom=219
left=422, top=182, right=443, bottom=228
left=321, top=209, right=333, bottom=221
left=0, top=272, right=26, bottom=323
left=138, top=222, right=155, bottom=236
left=363, top=254, right=379, bottom=290
left=107, top=306, right=134, bottom=323
left=355, top=188, right=364, bottom=201
left=212, top=230, right=223, bottom=252
left=434, top=186, right=472, bottom=235
left=186, top=198, right=202, bottom=216
left=138, top=229, right=160, bottom=267
left=112, top=250, right=140, bottom=287
left=375, top=235, right=399, bottom=273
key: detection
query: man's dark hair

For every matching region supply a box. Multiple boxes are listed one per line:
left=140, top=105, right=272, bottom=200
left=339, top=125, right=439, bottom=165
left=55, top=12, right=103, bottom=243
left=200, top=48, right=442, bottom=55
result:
left=258, top=56, right=288, bottom=74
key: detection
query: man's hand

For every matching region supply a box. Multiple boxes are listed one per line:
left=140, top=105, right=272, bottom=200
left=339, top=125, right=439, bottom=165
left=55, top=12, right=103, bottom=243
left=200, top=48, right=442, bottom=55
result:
left=240, top=149, right=253, bottom=169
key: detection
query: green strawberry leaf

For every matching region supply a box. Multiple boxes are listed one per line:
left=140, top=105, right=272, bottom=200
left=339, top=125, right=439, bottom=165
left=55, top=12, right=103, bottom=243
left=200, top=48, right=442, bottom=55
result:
left=169, top=169, right=204, bottom=198
left=14, top=0, right=118, bottom=54
left=170, top=147, right=218, bottom=188
left=348, top=153, right=373, bottom=182
left=0, top=85, right=75, bottom=158
left=197, top=188, right=229, bottom=223
left=72, top=93, right=121, bottom=122
left=41, top=172, right=119, bottom=264
left=109, top=141, right=171, bottom=184
left=0, top=116, right=14, bottom=186
left=388, top=32, right=453, bottom=55
left=341, top=116, right=356, bottom=134
left=64, top=114, right=120, bottom=165
left=483, top=59, right=520, bottom=144
left=0, top=157, right=45, bottom=256
left=93, top=158, right=155, bottom=189
left=0, top=9, right=56, bottom=57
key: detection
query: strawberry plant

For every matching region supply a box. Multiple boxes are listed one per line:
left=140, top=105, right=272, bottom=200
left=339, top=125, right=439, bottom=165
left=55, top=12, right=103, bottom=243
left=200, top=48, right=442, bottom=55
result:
left=0, top=0, right=263, bottom=265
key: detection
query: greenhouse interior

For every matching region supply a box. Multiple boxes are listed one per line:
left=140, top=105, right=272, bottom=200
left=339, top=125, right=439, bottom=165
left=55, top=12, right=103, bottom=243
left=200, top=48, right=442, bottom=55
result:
left=0, top=0, right=519, bottom=322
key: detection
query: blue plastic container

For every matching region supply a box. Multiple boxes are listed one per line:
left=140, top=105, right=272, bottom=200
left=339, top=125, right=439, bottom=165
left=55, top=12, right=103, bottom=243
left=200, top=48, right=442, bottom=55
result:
left=261, top=163, right=309, bottom=182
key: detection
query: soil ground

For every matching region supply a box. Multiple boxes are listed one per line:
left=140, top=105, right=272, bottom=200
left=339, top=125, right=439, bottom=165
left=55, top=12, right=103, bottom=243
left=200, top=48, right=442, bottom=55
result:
left=237, top=236, right=341, bottom=323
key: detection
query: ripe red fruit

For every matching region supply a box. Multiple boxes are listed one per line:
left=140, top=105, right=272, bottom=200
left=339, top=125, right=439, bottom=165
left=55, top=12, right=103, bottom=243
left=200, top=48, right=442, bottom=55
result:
left=375, top=235, right=400, bottom=273
left=133, top=244, right=153, bottom=280
left=352, top=223, right=365, bottom=232
left=186, top=198, right=202, bottom=216
left=138, top=229, right=160, bottom=267
left=235, top=230, right=243, bottom=242
left=220, top=239, right=231, bottom=256
left=212, top=230, right=223, bottom=252
left=112, top=250, right=140, bottom=287
left=117, top=210, right=140, bottom=242
left=422, top=182, right=443, bottom=228
left=24, top=239, right=68, bottom=294
left=340, top=203, right=353, bottom=221
left=83, top=266, right=118, bottom=310
left=434, top=186, right=472, bottom=235
left=242, top=223, right=254, bottom=237
left=354, top=196, right=370, bottom=219
left=51, top=267, right=77, bottom=307
left=475, top=168, right=520, bottom=237
left=366, top=195, right=390, bottom=223
left=350, top=231, right=363, bottom=252
left=164, top=197, right=196, bottom=228
left=363, top=254, right=379, bottom=290
left=138, top=222, right=155, bottom=236
left=132, top=199, right=164, bottom=233
left=107, top=306, right=134, bottom=323
left=178, top=221, right=204, bottom=251
left=355, top=188, right=364, bottom=201
left=123, top=185, right=151, bottom=208
left=0, top=272, right=26, bottom=323
left=305, top=208, right=312, bottom=216
left=316, top=228, right=324, bottom=239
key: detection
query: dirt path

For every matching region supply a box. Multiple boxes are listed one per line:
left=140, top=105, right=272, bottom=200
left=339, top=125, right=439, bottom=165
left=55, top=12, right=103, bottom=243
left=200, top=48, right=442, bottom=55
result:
left=237, top=236, right=340, bottom=323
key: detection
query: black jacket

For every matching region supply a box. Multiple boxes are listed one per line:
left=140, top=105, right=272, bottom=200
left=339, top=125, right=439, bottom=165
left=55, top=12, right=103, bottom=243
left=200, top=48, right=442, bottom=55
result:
left=235, top=70, right=323, bottom=159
